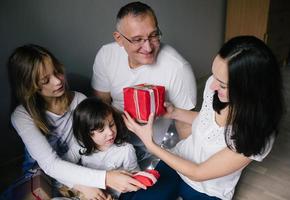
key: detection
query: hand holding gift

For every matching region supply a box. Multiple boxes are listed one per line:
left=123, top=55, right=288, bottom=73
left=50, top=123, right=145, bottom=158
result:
left=123, top=84, right=166, bottom=123
left=133, top=170, right=160, bottom=187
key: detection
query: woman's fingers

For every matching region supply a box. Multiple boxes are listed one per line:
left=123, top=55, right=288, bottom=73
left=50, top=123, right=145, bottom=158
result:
left=127, top=177, right=147, bottom=190
left=123, top=111, right=134, bottom=122
left=147, top=113, right=154, bottom=127
left=106, top=170, right=146, bottom=193
left=120, top=170, right=147, bottom=190
left=122, top=112, right=134, bottom=131
left=120, top=170, right=133, bottom=176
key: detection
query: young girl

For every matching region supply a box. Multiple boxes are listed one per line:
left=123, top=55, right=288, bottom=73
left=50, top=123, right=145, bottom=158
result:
left=8, top=44, right=144, bottom=200
left=120, top=36, right=284, bottom=200
left=64, top=97, right=139, bottom=199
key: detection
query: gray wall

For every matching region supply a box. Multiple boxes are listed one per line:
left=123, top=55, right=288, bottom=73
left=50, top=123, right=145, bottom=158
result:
left=0, top=0, right=226, bottom=164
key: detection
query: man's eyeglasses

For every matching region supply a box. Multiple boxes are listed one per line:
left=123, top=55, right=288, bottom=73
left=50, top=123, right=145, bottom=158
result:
left=118, top=29, right=162, bottom=46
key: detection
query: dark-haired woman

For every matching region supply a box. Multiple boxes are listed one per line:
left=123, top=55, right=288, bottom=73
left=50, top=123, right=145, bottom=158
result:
left=120, top=36, right=284, bottom=200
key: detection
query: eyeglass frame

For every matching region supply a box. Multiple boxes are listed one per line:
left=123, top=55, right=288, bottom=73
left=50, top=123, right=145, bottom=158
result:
left=117, top=28, right=162, bottom=46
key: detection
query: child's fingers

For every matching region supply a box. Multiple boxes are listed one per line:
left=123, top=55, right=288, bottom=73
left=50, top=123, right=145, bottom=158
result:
left=98, top=191, right=107, bottom=200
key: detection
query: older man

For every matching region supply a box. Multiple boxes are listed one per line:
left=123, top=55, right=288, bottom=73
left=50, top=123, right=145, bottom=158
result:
left=91, top=1, right=196, bottom=162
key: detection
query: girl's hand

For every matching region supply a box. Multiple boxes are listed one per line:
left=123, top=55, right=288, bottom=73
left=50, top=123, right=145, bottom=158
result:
left=122, top=111, right=155, bottom=147
left=163, top=102, right=176, bottom=119
left=106, top=170, right=147, bottom=193
left=103, top=191, right=113, bottom=200
left=74, top=185, right=109, bottom=200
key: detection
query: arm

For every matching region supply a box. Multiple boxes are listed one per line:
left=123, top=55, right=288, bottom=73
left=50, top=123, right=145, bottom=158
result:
left=123, top=112, right=251, bottom=181
left=91, top=46, right=112, bottom=104
left=167, top=62, right=197, bottom=138
left=106, top=170, right=146, bottom=192
left=11, top=108, right=106, bottom=188
left=149, top=143, right=251, bottom=181
left=170, top=107, right=198, bottom=125
left=11, top=107, right=145, bottom=192
left=174, top=121, right=192, bottom=140
left=93, top=90, right=112, bottom=104
left=164, top=102, right=199, bottom=139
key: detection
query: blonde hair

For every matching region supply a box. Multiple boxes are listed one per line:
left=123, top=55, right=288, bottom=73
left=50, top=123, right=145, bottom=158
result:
left=8, top=44, right=72, bottom=135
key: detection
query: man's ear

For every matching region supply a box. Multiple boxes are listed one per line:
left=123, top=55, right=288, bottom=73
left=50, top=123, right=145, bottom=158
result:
left=113, top=31, right=123, bottom=47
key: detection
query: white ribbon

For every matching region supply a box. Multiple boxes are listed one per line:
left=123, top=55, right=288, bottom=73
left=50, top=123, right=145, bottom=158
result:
left=132, top=85, right=158, bottom=120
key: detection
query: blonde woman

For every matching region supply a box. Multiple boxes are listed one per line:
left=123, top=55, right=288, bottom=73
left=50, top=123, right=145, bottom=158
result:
left=8, top=44, right=145, bottom=199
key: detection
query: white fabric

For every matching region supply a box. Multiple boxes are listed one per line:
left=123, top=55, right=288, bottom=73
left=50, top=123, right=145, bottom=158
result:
left=172, top=76, right=274, bottom=200
left=11, top=92, right=107, bottom=189
left=66, top=143, right=139, bottom=197
left=91, top=42, right=197, bottom=143
left=80, top=143, right=139, bottom=172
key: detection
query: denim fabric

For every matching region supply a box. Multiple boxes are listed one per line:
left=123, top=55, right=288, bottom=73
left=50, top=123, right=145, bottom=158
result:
left=119, top=161, right=220, bottom=200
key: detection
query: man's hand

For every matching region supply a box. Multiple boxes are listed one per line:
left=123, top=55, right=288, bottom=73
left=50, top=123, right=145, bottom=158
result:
left=163, top=102, right=176, bottom=119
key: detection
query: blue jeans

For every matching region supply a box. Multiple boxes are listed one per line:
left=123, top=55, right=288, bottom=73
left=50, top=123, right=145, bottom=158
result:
left=119, top=161, right=220, bottom=200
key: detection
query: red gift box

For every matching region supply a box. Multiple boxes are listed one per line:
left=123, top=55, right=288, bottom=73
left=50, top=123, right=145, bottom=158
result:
left=133, top=169, right=160, bottom=187
left=123, top=84, right=166, bottom=123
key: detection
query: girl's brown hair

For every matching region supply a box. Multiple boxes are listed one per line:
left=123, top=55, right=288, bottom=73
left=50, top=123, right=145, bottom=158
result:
left=8, top=44, right=72, bottom=134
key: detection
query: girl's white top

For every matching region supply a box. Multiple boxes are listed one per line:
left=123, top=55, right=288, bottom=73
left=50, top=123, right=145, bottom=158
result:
left=11, top=92, right=107, bottom=189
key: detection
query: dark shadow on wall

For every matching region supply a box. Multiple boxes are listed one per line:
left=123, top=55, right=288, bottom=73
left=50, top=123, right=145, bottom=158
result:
left=67, top=73, right=92, bottom=97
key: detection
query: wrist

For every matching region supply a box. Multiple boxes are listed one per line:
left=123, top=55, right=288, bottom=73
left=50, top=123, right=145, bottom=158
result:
left=105, top=170, right=110, bottom=187
left=170, top=107, right=180, bottom=120
left=145, top=140, right=158, bottom=153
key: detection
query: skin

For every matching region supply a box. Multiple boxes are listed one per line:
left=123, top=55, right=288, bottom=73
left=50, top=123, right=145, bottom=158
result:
left=210, top=55, right=229, bottom=103
left=91, top=114, right=117, bottom=151
left=95, top=13, right=160, bottom=101
left=38, top=58, right=146, bottom=199
left=38, top=57, right=66, bottom=114
left=74, top=185, right=113, bottom=200
left=95, top=13, right=192, bottom=139
left=122, top=55, right=252, bottom=184
left=114, top=13, right=160, bottom=68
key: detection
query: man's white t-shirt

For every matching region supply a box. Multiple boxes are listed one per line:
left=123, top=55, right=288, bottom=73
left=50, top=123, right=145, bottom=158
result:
left=81, top=143, right=139, bottom=172
left=92, top=42, right=197, bottom=143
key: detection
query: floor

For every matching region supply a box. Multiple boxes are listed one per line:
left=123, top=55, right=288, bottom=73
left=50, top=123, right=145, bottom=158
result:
left=0, top=67, right=289, bottom=199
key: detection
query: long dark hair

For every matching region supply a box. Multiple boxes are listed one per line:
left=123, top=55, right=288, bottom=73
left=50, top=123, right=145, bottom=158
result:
left=73, top=97, right=128, bottom=155
left=219, top=36, right=284, bottom=156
